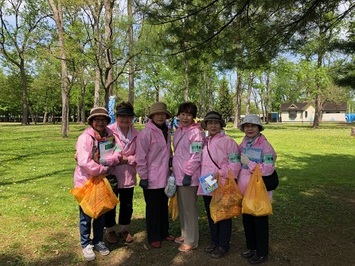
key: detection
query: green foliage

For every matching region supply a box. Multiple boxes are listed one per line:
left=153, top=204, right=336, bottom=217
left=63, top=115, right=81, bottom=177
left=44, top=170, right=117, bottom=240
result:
left=0, top=0, right=354, bottom=127
left=215, top=77, right=234, bottom=120
left=0, top=72, right=22, bottom=117
left=331, top=21, right=355, bottom=88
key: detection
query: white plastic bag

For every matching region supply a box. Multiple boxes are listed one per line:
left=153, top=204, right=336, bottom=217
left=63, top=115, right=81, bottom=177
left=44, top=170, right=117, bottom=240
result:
left=165, top=172, right=176, bottom=198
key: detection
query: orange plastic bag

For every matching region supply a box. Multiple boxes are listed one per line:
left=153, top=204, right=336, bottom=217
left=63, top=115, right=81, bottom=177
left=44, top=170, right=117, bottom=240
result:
left=242, top=165, right=273, bottom=216
left=70, top=175, right=119, bottom=219
left=210, top=170, right=243, bottom=223
left=168, top=192, right=179, bottom=221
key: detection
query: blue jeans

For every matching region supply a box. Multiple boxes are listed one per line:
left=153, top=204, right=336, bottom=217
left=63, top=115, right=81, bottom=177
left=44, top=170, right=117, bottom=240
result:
left=79, top=206, right=105, bottom=248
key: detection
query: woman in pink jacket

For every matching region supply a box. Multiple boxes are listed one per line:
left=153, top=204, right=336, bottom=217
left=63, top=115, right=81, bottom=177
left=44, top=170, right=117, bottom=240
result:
left=104, top=102, right=139, bottom=244
left=197, top=111, right=241, bottom=259
left=238, top=114, right=277, bottom=264
left=172, top=102, right=204, bottom=252
left=73, top=107, right=120, bottom=261
left=136, top=102, right=175, bottom=248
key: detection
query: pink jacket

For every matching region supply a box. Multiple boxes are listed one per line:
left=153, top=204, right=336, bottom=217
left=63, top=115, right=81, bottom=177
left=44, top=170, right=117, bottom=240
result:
left=73, top=127, right=119, bottom=188
left=197, top=132, right=241, bottom=196
left=172, top=122, right=204, bottom=186
left=136, top=121, right=171, bottom=189
left=108, top=123, right=139, bottom=188
left=238, top=134, right=277, bottom=199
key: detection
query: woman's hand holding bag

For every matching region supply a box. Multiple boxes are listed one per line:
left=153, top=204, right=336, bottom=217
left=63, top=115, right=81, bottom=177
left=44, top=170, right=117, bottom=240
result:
left=70, top=175, right=119, bottom=219
left=242, top=164, right=273, bottom=216
left=210, top=170, right=243, bottom=223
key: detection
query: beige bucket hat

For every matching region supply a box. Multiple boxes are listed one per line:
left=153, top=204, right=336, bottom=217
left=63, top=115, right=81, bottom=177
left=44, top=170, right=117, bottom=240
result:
left=148, top=102, right=172, bottom=119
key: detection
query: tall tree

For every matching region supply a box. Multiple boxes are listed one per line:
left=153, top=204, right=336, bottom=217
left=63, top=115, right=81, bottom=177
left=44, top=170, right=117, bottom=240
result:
left=0, top=0, right=50, bottom=125
left=233, top=70, right=243, bottom=128
left=127, top=0, right=135, bottom=104
left=216, top=77, right=234, bottom=123
left=289, top=1, right=354, bottom=127
left=83, top=0, right=104, bottom=107
left=103, top=0, right=114, bottom=106
left=331, top=20, right=355, bottom=89
left=48, top=0, right=70, bottom=137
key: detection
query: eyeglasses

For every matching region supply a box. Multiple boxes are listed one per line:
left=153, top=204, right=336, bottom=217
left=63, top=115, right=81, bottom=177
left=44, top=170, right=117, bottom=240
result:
left=93, top=118, right=108, bottom=123
left=244, top=124, right=258, bottom=128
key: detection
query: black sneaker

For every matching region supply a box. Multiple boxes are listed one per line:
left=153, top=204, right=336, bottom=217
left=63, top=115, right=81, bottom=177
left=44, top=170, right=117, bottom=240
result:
left=248, top=254, right=268, bottom=264
left=242, top=249, right=256, bottom=259
left=210, top=246, right=227, bottom=259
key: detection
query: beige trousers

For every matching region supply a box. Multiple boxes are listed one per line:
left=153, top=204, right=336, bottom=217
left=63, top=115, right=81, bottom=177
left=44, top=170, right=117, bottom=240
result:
left=177, top=186, right=199, bottom=246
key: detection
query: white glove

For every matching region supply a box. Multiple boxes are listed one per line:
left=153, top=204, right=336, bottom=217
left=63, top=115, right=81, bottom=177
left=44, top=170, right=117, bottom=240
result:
left=241, top=153, right=250, bottom=165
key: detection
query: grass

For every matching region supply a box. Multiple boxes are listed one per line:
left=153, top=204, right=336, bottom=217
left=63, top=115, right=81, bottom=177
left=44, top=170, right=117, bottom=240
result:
left=0, top=122, right=354, bottom=265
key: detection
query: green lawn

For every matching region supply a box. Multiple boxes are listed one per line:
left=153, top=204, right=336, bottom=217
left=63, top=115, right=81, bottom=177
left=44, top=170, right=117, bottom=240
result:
left=0, top=122, right=354, bottom=265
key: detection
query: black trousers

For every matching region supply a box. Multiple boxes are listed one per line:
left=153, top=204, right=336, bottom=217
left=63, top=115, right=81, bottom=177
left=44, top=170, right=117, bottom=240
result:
left=203, top=195, right=232, bottom=252
left=105, top=187, right=134, bottom=228
left=143, top=188, right=170, bottom=243
left=242, top=213, right=269, bottom=256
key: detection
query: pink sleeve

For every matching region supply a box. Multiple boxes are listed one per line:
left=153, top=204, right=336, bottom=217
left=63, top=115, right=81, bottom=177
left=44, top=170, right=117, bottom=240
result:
left=218, top=138, right=241, bottom=179
left=136, top=131, right=149, bottom=180
left=126, top=137, right=137, bottom=165
left=184, top=130, right=204, bottom=176
left=76, top=134, right=109, bottom=176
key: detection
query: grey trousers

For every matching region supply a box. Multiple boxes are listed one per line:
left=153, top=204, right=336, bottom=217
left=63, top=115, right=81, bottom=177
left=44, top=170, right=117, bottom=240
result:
left=177, top=186, right=199, bottom=246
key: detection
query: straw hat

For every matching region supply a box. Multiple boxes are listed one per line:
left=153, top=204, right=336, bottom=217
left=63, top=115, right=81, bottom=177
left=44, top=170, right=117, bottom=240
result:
left=201, top=111, right=226, bottom=129
left=148, top=102, right=171, bottom=119
left=238, top=114, right=264, bottom=131
left=87, top=107, right=111, bottom=123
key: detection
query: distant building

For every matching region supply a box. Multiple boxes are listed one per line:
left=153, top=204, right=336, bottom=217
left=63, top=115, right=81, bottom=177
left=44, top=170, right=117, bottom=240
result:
left=280, top=102, right=347, bottom=122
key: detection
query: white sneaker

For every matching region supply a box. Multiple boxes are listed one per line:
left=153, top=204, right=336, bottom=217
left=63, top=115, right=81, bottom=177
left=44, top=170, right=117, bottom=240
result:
left=82, top=244, right=96, bottom=261
left=94, top=241, right=110, bottom=256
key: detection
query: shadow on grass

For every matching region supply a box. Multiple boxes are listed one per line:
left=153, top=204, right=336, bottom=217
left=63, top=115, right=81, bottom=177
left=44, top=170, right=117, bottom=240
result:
left=0, top=254, right=79, bottom=266
left=1, top=152, right=355, bottom=265
left=0, top=148, right=73, bottom=164
left=0, top=168, right=72, bottom=187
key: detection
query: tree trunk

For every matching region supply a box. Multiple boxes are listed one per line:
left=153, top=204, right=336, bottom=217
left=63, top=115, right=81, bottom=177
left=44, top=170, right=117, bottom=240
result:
left=183, top=56, right=189, bottom=102
left=128, top=0, right=135, bottom=105
left=103, top=0, right=115, bottom=107
left=312, top=51, right=325, bottom=128
left=313, top=93, right=323, bottom=128
left=245, top=72, right=254, bottom=115
left=43, top=107, right=48, bottom=123
left=264, top=72, right=270, bottom=123
left=90, top=1, right=103, bottom=108
left=155, top=87, right=159, bottom=102
left=80, top=76, right=86, bottom=123
left=19, top=61, right=29, bottom=125
left=199, top=71, right=206, bottom=116
left=233, top=70, right=243, bottom=128
left=49, top=0, right=70, bottom=137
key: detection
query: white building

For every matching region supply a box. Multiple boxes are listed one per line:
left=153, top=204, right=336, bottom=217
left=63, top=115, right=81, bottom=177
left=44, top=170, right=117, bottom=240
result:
left=280, top=102, right=347, bottom=122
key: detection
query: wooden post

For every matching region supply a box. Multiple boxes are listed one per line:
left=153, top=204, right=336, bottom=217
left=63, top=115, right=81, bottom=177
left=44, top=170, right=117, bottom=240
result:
left=351, top=127, right=355, bottom=136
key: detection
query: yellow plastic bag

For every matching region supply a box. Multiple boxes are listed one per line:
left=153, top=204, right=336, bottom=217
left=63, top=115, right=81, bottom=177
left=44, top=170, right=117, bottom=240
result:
left=70, top=175, right=119, bottom=219
left=168, top=192, right=179, bottom=221
left=242, top=165, right=273, bottom=216
left=210, top=170, right=243, bottom=223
